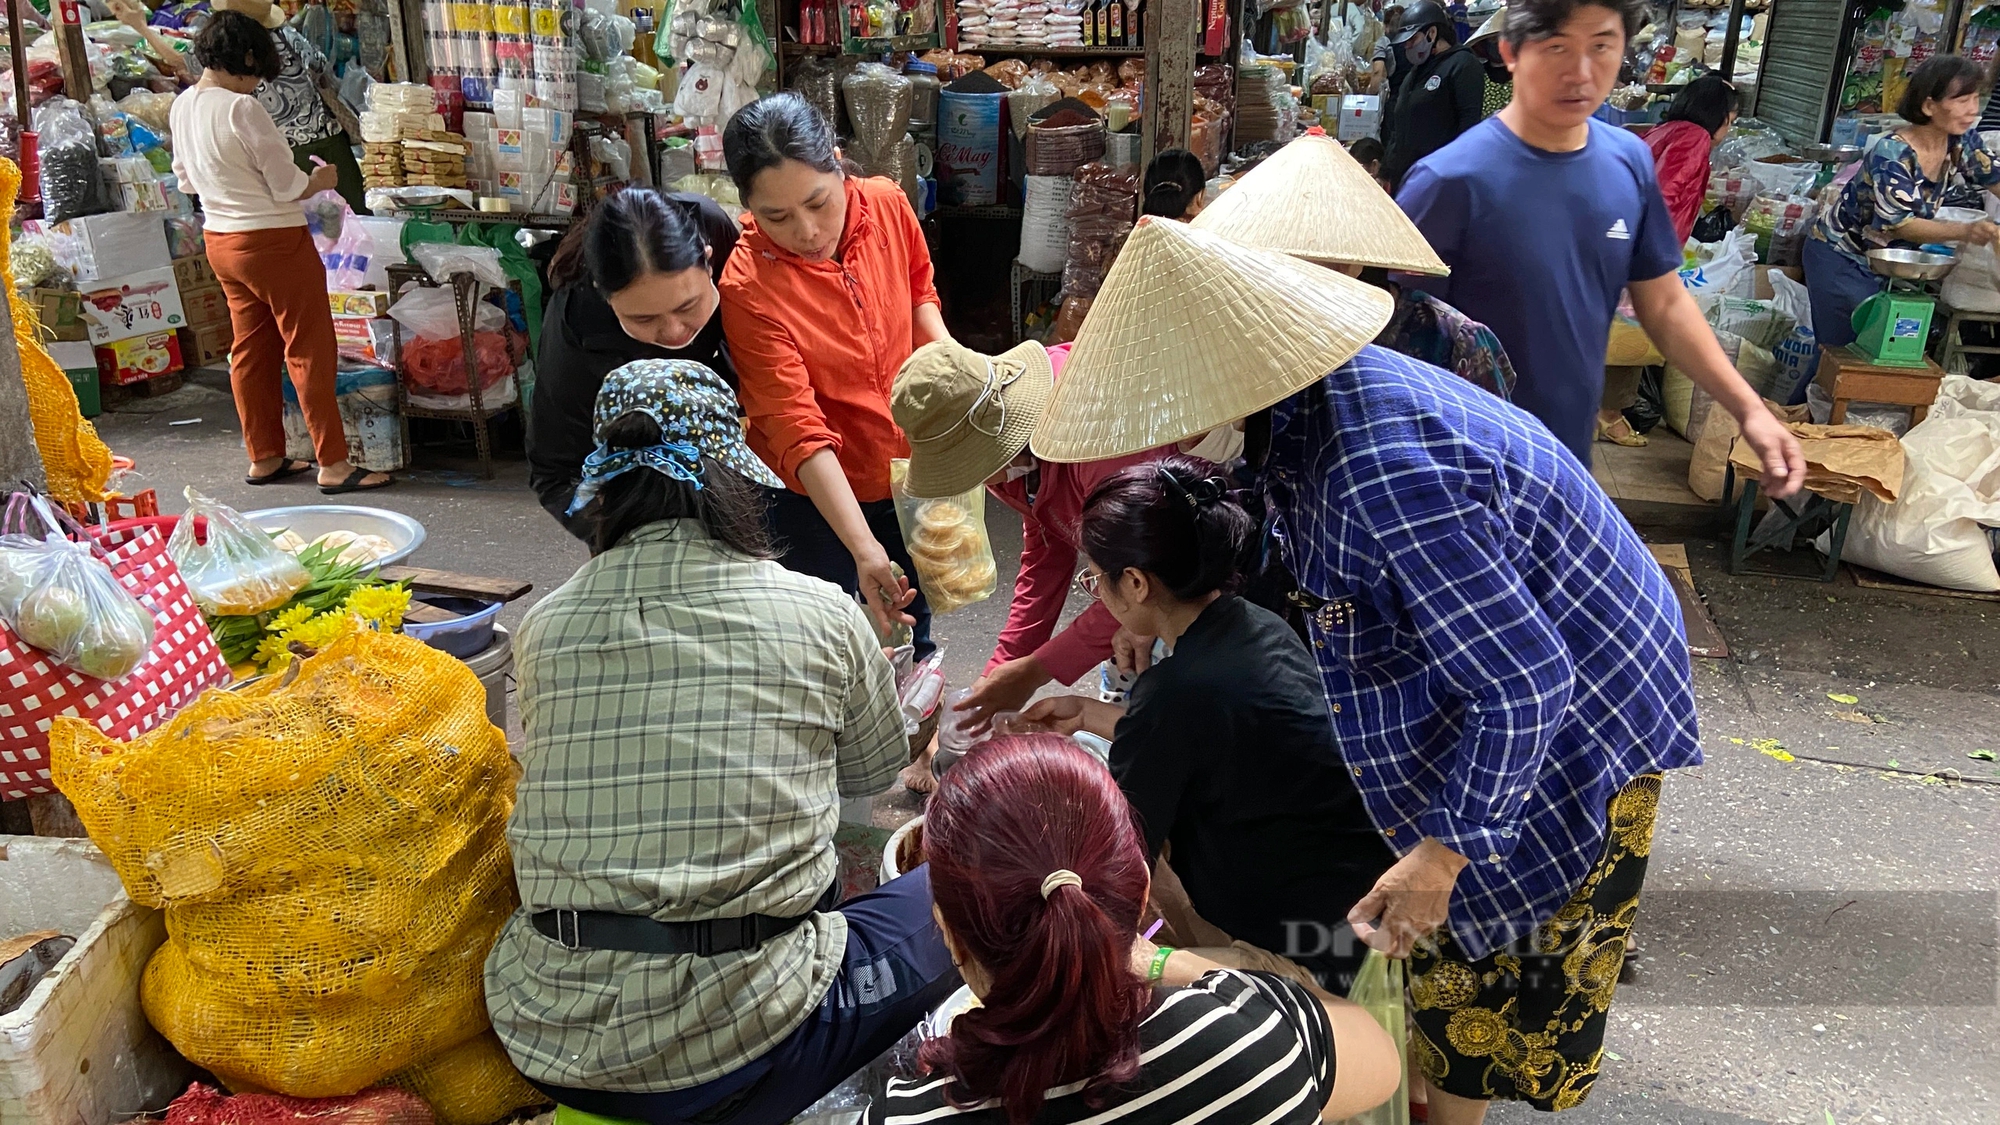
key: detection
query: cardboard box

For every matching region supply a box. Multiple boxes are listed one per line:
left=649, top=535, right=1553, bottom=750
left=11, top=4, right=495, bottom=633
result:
left=179, top=322, right=231, bottom=368
left=49, top=211, right=171, bottom=285
left=1337, top=95, right=1381, bottom=142
left=47, top=340, right=100, bottom=418
left=179, top=282, right=231, bottom=329
left=171, top=255, right=216, bottom=291
left=329, top=289, right=393, bottom=318
left=94, top=330, right=184, bottom=386
left=26, top=288, right=82, bottom=329
left=76, top=266, right=187, bottom=345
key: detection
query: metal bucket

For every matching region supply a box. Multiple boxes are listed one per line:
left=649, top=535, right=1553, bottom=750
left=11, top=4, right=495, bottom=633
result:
left=461, top=624, right=513, bottom=730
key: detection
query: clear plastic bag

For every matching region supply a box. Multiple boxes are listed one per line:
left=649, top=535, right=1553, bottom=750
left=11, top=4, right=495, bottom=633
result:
left=389, top=286, right=508, bottom=340
left=35, top=97, right=108, bottom=224
left=889, top=459, right=997, bottom=615
left=167, top=487, right=311, bottom=617
left=0, top=498, right=156, bottom=681
left=409, top=242, right=511, bottom=288
left=1328, top=951, right=1410, bottom=1125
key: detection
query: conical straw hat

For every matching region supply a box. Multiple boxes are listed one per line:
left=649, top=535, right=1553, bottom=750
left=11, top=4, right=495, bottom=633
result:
left=1031, top=217, right=1395, bottom=463
left=1189, top=129, right=1450, bottom=275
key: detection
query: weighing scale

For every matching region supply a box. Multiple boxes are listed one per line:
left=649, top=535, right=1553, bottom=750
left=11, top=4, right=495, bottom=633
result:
left=1851, top=248, right=1958, bottom=367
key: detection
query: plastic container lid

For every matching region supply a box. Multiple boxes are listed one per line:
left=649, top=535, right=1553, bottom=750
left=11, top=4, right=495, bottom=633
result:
left=907, top=61, right=938, bottom=74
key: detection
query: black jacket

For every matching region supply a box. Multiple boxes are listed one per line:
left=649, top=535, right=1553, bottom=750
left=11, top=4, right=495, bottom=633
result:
left=1383, top=48, right=1485, bottom=186
left=527, top=192, right=740, bottom=539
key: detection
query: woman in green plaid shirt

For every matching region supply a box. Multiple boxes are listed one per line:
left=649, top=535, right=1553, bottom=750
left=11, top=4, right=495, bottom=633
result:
left=485, top=360, right=961, bottom=1124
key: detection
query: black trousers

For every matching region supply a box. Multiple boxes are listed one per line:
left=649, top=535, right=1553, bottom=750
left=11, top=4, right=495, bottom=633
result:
left=765, top=487, right=934, bottom=660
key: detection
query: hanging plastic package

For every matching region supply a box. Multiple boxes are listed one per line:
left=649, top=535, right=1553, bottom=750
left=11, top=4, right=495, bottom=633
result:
left=35, top=98, right=109, bottom=223
left=1328, top=951, right=1410, bottom=1125
left=889, top=460, right=997, bottom=614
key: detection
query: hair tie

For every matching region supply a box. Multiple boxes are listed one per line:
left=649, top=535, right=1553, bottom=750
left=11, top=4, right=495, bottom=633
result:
left=1041, top=870, right=1083, bottom=899
left=1156, top=466, right=1230, bottom=511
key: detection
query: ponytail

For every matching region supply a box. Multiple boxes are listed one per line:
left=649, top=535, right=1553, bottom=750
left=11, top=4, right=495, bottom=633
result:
left=1079, top=454, right=1254, bottom=601
left=921, top=736, right=1153, bottom=1125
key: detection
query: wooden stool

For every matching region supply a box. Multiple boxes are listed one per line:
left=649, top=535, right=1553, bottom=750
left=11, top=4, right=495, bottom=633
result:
left=1936, top=300, right=2000, bottom=373
left=1814, top=344, right=1944, bottom=425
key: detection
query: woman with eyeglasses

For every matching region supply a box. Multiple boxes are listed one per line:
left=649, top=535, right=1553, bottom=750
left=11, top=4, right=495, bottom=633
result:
left=1018, top=456, right=1399, bottom=995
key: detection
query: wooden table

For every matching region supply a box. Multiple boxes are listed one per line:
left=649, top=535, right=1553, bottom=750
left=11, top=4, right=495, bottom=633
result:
left=1813, top=345, right=1945, bottom=425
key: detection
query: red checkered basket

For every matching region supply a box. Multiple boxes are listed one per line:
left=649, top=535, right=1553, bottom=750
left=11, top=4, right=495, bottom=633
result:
left=0, top=496, right=231, bottom=799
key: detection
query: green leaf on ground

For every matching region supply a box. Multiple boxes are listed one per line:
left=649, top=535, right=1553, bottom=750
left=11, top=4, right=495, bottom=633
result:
left=1604, top=1050, right=1624, bottom=1061
left=1969, top=749, right=1998, bottom=761
left=1887, top=759, right=1900, bottom=768
left=1828, top=692, right=1860, bottom=705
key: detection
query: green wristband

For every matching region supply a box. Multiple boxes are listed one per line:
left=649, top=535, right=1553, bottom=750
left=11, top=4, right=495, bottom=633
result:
left=1147, top=945, right=1177, bottom=984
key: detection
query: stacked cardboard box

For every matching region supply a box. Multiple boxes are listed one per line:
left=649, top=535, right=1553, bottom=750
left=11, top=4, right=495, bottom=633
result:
left=175, top=253, right=233, bottom=368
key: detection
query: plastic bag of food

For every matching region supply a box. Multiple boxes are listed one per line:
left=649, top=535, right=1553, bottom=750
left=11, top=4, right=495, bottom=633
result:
left=389, top=286, right=508, bottom=341
left=167, top=488, right=311, bottom=616
left=35, top=97, right=109, bottom=224
left=0, top=501, right=156, bottom=681
left=1328, top=951, right=1410, bottom=1125
left=889, top=459, right=996, bottom=614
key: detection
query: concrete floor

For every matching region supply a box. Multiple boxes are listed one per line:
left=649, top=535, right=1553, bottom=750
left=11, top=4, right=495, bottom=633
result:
left=88, top=376, right=1999, bottom=1125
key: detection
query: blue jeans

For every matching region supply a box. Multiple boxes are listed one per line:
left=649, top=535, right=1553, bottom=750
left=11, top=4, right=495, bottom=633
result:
left=1802, top=235, right=1886, bottom=354
left=766, top=488, right=935, bottom=660
left=532, top=866, right=960, bottom=1125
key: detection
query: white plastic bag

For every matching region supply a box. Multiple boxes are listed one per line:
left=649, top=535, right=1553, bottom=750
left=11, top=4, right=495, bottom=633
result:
left=167, top=488, right=312, bottom=616
left=409, top=242, right=510, bottom=288
left=0, top=497, right=155, bottom=681
left=1938, top=205, right=2000, bottom=313
left=388, top=285, right=508, bottom=340
left=1681, top=227, right=1756, bottom=308
left=1837, top=375, right=2000, bottom=591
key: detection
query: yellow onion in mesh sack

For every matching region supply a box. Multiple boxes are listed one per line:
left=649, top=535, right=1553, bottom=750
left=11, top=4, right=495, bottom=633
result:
left=51, top=627, right=527, bottom=1103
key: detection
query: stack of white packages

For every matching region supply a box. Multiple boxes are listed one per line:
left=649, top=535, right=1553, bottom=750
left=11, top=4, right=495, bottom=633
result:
left=1014, top=2, right=1050, bottom=44
left=983, top=0, right=1021, bottom=44
left=360, top=82, right=442, bottom=143
left=1045, top=0, right=1084, bottom=46
left=958, top=0, right=990, bottom=47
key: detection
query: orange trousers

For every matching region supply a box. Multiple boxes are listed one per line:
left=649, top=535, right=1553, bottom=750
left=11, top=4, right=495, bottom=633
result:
left=206, top=225, right=348, bottom=466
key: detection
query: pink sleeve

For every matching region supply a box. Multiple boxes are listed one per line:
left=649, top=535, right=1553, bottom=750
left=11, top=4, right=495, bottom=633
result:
left=985, top=495, right=1078, bottom=674
left=1033, top=600, right=1121, bottom=686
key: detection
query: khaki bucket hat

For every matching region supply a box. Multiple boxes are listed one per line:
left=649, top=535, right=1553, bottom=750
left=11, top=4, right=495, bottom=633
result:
left=892, top=339, right=1054, bottom=497
left=1190, top=128, right=1450, bottom=275
left=1031, top=217, right=1395, bottom=463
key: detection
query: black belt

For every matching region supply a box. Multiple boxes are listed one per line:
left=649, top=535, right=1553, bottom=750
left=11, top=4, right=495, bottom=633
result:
left=531, top=880, right=841, bottom=957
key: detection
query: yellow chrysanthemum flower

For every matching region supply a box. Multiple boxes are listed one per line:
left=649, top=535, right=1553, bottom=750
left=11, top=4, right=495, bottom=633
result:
left=285, top=612, right=355, bottom=651
left=343, top=584, right=412, bottom=629
left=254, top=634, right=296, bottom=673
left=267, top=604, right=315, bottom=632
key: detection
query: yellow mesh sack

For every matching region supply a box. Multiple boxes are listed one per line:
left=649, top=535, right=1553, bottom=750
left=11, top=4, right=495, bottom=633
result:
left=0, top=157, right=113, bottom=505
left=394, top=1032, right=547, bottom=1125
left=51, top=627, right=525, bottom=1103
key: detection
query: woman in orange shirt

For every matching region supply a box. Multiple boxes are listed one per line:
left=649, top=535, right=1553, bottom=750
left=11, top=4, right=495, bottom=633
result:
left=720, top=94, right=950, bottom=656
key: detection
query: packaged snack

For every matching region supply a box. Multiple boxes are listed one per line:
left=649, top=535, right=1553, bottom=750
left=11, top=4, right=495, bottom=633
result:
left=890, top=460, right=997, bottom=614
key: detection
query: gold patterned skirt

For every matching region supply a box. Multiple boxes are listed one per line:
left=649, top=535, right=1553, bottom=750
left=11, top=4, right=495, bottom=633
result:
left=1407, top=772, right=1661, bottom=1111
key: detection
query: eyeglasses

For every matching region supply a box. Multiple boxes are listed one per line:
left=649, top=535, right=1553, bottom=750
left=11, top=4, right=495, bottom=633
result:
left=1072, top=568, right=1104, bottom=599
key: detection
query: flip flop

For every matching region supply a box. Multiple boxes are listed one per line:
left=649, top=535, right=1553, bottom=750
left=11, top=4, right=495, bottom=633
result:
left=319, top=468, right=393, bottom=495
left=245, top=460, right=315, bottom=485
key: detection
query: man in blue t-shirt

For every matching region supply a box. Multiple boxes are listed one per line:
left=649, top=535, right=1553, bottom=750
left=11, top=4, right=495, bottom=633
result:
left=1394, top=0, right=1803, bottom=496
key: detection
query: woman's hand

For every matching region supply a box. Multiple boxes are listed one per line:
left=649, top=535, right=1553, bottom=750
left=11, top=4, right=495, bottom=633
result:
left=954, top=655, right=1051, bottom=734
left=1962, top=220, right=2000, bottom=247
left=1347, top=837, right=1470, bottom=958
left=1112, top=627, right=1157, bottom=676
left=1020, top=693, right=1123, bottom=739
left=1735, top=404, right=1807, bottom=499
left=108, top=0, right=148, bottom=30
left=854, top=541, right=917, bottom=639
left=303, top=162, right=340, bottom=197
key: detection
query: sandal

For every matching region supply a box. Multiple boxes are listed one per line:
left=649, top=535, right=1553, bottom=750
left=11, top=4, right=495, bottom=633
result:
left=1596, top=416, right=1649, bottom=448
left=245, top=459, right=314, bottom=486
left=319, top=468, right=394, bottom=495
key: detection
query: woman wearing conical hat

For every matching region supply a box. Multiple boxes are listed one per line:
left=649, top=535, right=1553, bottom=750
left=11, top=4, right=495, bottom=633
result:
left=1192, top=127, right=1517, bottom=400
left=1029, top=218, right=1794, bottom=1121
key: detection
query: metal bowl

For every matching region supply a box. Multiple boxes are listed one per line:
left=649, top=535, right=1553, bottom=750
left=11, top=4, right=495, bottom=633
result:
left=243, top=505, right=427, bottom=567
left=1866, top=248, right=1957, bottom=281
left=1805, top=143, right=1863, bottom=165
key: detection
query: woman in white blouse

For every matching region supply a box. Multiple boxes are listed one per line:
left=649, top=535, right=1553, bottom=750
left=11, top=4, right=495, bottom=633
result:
left=169, top=10, right=390, bottom=493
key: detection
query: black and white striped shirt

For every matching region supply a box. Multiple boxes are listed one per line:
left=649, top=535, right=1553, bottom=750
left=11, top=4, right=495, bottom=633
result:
left=872, top=970, right=1335, bottom=1125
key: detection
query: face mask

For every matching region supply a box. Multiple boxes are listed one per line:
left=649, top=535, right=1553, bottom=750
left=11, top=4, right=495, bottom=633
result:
left=1181, top=424, right=1245, bottom=465
left=1399, top=29, right=1435, bottom=67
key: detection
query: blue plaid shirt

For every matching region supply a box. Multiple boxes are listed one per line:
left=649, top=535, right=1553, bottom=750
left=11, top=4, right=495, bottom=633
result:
left=1260, top=345, right=1701, bottom=959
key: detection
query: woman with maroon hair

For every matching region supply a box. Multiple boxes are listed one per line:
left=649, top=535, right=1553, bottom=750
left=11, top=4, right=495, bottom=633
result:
left=876, top=734, right=1398, bottom=1125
